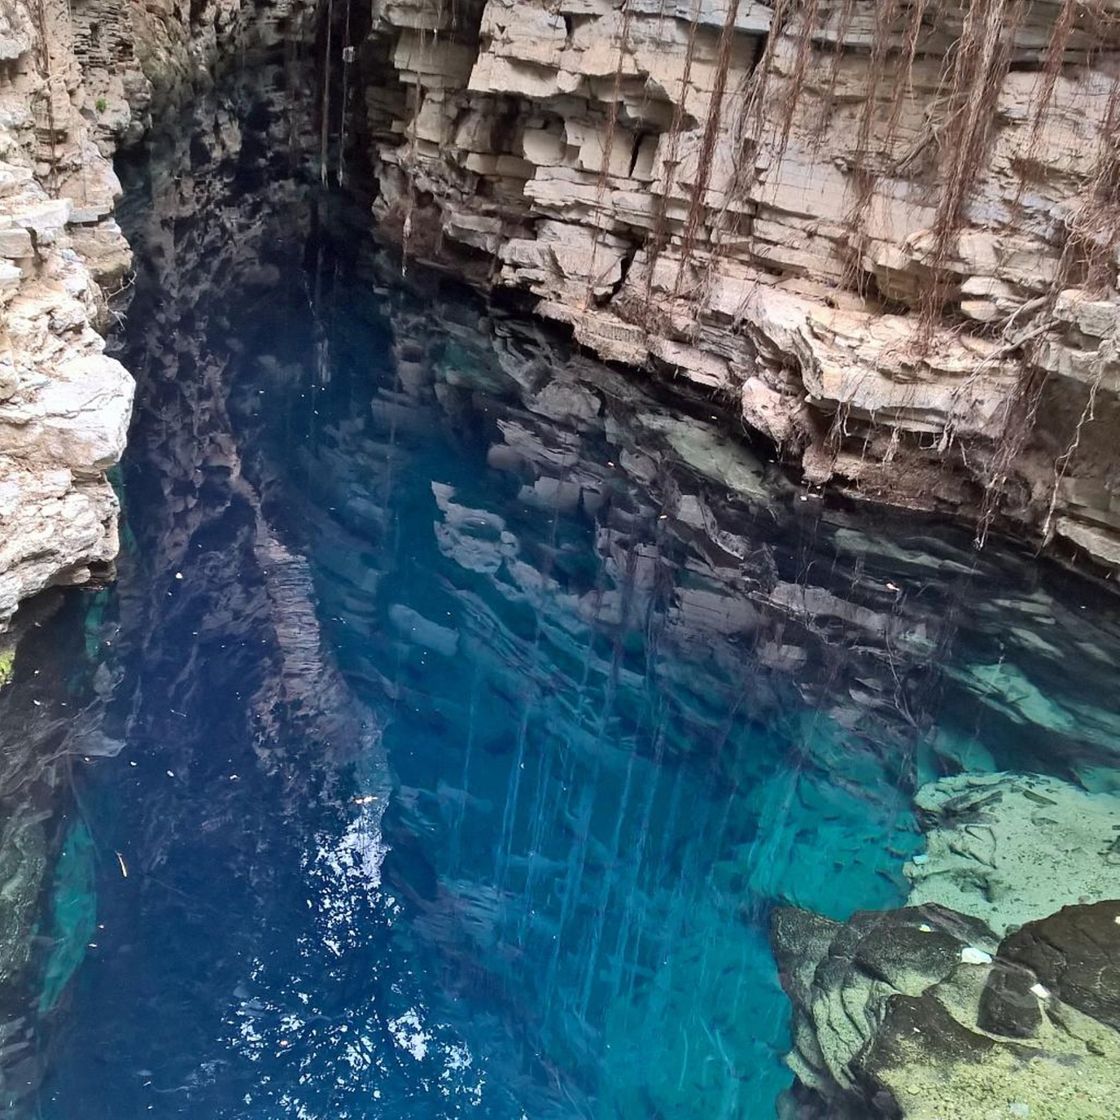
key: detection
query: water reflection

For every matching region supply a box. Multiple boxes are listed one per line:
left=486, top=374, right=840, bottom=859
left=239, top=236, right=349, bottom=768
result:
left=5, top=57, right=1118, bottom=1120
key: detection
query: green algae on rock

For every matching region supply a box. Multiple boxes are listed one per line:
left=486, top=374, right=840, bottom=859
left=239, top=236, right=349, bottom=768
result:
left=37, top=818, right=96, bottom=1014
left=0, top=807, right=47, bottom=990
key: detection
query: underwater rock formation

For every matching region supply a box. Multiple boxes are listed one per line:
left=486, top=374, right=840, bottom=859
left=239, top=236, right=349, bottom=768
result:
left=352, top=0, right=1120, bottom=572
left=773, top=770, right=1120, bottom=1118
left=906, top=771, right=1120, bottom=935
left=773, top=898, right=1120, bottom=1119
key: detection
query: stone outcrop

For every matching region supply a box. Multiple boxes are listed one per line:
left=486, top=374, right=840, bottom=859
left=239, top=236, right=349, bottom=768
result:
left=773, top=769, right=1120, bottom=1118
left=353, top=0, right=1120, bottom=572
left=0, top=0, right=134, bottom=629
left=773, top=900, right=1120, bottom=1119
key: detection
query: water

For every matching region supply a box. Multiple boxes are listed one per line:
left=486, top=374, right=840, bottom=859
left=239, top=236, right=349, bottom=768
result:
left=2, top=63, right=1120, bottom=1120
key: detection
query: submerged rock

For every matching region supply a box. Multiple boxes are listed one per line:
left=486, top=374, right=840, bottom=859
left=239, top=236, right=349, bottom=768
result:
left=772, top=899, right=1120, bottom=1120
left=986, top=901, right=1120, bottom=1034
left=905, top=772, right=1120, bottom=936
left=0, top=806, right=46, bottom=990
left=775, top=767, right=1120, bottom=1118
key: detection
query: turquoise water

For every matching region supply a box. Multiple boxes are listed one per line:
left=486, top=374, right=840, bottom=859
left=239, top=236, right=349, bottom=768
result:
left=2, top=65, right=1119, bottom=1120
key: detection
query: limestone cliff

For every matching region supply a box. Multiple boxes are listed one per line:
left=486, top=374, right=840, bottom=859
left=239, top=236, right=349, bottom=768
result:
left=0, top=0, right=133, bottom=628
left=0, top=0, right=316, bottom=629
left=353, top=0, right=1120, bottom=572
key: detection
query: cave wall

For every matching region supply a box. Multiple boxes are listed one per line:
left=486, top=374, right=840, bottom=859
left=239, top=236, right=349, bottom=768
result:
left=0, top=0, right=133, bottom=628
left=0, top=0, right=318, bottom=629
left=3, top=0, right=1120, bottom=626
left=354, top=0, right=1120, bottom=572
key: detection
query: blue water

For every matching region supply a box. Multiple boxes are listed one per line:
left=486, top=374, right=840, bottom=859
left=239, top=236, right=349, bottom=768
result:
left=6, top=65, right=1120, bottom=1120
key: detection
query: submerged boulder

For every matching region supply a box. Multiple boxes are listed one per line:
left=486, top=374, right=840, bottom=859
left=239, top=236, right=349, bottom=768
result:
left=985, top=901, right=1120, bottom=1033
left=773, top=767, right=1120, bottom=1119
left=772, top=899, right=1120, bottom=1119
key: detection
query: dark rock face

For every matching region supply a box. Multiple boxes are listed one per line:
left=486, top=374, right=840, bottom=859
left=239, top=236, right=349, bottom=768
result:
left=976, top=956, right=1045, bottom=1039
left=991, top=902, right=1120, bottom=1032
left=772, top=900, right=1120, bottom=1120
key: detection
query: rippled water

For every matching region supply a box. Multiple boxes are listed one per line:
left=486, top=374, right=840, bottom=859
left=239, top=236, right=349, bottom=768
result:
left=2, top=64, right=1120, bottom=1120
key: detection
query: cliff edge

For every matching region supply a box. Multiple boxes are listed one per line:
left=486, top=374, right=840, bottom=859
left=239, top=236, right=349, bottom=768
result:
left=355, top=0, right=1120, bottom=571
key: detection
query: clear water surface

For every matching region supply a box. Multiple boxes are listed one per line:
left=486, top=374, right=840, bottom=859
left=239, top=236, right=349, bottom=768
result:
left=2, top=63, right=1119, bottom=1120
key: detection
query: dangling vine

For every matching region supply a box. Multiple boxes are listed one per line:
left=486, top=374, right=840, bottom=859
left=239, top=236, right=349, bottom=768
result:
left=640, top=0, right=703, bottom=316
left=670, top=0, right=742, bottom=302
left=583, top=0, right=634, bottom=311
left=839, top=0, right=902, bottom=298
left=917, top=0, right=1026, bottom=340
left=319, top=0, right=335, bottom=186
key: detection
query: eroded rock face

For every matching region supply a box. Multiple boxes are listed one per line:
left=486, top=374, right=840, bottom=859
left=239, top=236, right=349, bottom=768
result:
left=354, top=0, right=1120, bottom=572
left=0, top=0, right=135, bottom=629
left=987, top=901, right=1120, bottom=1033
left=0, top=0, right=320, bottom=630
left=774, top=769, right=1120, bottom=1119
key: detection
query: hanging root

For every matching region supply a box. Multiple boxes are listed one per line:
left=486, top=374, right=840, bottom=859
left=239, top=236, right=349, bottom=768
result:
left=1040, top=366, right=1103, bottom=543
left=1061, top=69, right=1120, bottom=293
left=918, top=0, right=1026, bottom=342
left=1012, top=0, right=1078, bottom=210
left=841, top=0, right=903, bottom=295
left=583, top=0, right=634, bottom=310
left=975, top=363, right=1050, bottom=550
left=811, top=0, right=858, bottom=154
left=642, top=0, right=702, bottom=315
left=776, top=0, right=821, bottom=161
left=671, top=0, right=742, bottom=300
left=319, top=0, right=335, bottom=186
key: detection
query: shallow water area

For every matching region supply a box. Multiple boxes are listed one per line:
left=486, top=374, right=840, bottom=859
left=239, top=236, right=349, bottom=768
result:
left=1, top=63, right=1119, bottom=1120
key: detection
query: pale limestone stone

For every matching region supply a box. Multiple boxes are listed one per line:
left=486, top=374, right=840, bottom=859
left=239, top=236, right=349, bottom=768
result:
left=0, top=0, right=319, bottom=627
left=365, top=0, right=1120, bottom=572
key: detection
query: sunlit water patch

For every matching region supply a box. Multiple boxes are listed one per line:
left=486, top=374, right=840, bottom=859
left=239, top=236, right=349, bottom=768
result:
left=0, top=63, right=1115, bottom=1120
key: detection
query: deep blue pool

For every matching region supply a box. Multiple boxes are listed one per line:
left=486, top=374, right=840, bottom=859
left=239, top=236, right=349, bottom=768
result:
left=5, top=63, right=1120, bottom=1120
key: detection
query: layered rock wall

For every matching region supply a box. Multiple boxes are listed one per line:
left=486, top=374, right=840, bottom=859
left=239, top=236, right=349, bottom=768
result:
left=0, top=0, right=134, bottom=627
left=0, top=0, right=317, bottom=629
left=355, top=0, right=1120, bottom=571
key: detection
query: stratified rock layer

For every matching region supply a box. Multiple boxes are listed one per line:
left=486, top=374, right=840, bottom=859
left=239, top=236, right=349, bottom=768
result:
left=0, top=0, right=318, bottom=628
left=0, top=0, right=134, bottom=627
left=354, top=0, right=1120, bottom=571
